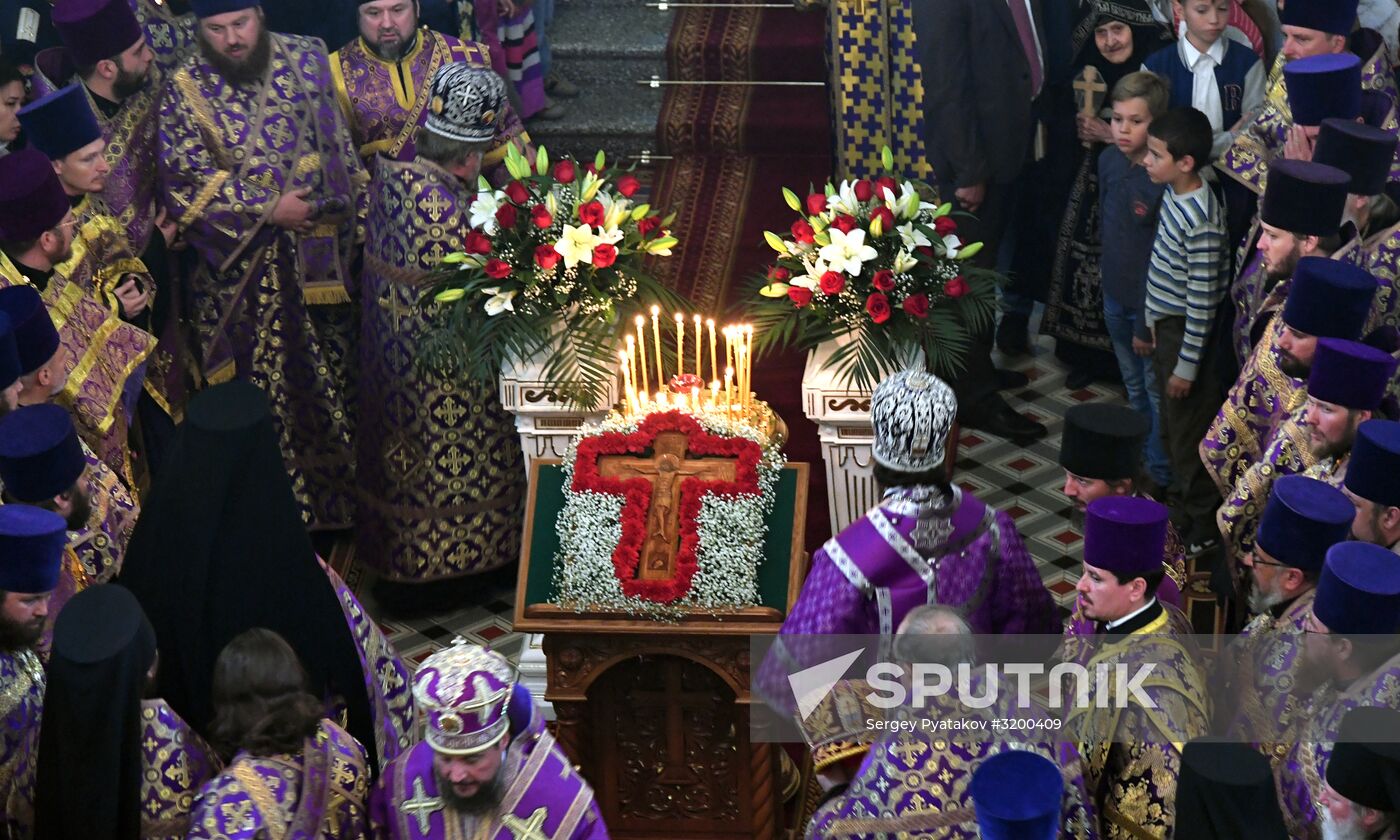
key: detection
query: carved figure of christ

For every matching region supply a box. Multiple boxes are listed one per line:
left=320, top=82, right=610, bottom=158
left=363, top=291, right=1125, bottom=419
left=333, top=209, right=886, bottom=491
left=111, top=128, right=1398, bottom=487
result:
left=596, top=430, right=738, bottom=581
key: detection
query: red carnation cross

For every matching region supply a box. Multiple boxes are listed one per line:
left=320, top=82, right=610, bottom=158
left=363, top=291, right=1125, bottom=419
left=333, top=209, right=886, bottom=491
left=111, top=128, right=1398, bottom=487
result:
left=572, top=412, right=763, bottom=603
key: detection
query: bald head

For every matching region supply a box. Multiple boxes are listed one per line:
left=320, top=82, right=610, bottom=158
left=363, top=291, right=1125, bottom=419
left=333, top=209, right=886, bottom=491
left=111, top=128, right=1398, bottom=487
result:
left=894, top=605, right=975, bottom=667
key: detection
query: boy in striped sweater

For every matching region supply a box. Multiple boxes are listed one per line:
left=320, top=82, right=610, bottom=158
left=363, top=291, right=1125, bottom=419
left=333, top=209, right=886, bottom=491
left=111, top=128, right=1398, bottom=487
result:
left=1142, top=107, right=1229, bottom=552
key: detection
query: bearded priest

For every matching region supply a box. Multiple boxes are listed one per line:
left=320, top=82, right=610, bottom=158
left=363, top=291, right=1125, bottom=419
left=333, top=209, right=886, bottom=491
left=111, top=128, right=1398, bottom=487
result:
left=369, top=642, right=606, bottom=839
left=330, top=0, right=527, bottom=172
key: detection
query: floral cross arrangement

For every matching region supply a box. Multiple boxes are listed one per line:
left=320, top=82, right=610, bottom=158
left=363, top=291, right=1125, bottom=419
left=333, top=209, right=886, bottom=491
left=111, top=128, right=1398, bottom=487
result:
left=552, top=409, right=785, bottom=616
left=419, top=145, right=686, bottom=409
left=746, top=146, right=1001, bottom=389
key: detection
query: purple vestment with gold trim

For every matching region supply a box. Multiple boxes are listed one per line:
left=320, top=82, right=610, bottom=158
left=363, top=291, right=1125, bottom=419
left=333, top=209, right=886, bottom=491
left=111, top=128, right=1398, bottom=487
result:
left=1335, top=220, right=1400, bottom=335
left=131, top=0, right=196, bottom=78
left=357, top=156, right=524, bottom=580
left=1218, top=590, right=1315, bottom=762
left=331, top=29, right=526, bottom=170
left=323, top=561, right=416, bottom=769
left=1202, top=312, right=1306, bottom=496
left=157, top=31, right=367, bottom=529
left=139, top=698, right=222, bottom=840
left=1278, top=650, right=1400, bottom=838
left=369, top=734, right=606, bottom=840
left=0, top=649, right=44, bottom=838
left=1062, top=511, right=1186, bottom=647
left=1220, top=36, right=1397, bottom=195
left=1062, top=605, right=1209, bottom=840
left=186, top=719, right=370, bottom=840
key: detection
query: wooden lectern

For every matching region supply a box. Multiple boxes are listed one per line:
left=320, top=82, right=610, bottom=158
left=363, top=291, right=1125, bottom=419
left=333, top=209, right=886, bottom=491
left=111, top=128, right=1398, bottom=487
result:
left=515, top=460, right=810, bottom=840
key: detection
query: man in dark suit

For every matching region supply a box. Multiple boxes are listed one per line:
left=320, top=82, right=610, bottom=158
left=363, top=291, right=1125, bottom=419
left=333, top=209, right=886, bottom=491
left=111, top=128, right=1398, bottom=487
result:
left=912, top=0, right=1050, bottom=443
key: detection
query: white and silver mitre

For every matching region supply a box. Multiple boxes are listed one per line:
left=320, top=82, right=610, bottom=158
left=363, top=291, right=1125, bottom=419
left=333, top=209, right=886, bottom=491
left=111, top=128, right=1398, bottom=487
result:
left=870, top=368, right=957, bottom=473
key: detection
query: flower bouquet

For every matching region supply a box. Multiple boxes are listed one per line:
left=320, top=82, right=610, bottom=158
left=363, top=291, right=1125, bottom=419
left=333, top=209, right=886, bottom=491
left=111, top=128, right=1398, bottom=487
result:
left=746, top=147, right=1000, bottom=389
left=419, top=145, right=685, bottom=409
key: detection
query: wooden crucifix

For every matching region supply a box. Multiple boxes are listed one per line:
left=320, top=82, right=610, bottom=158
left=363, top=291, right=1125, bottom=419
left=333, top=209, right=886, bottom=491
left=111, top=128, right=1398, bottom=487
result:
left=1073, top=65, right=1108, bottom=149
left=597, top=431, right=738, bottom=581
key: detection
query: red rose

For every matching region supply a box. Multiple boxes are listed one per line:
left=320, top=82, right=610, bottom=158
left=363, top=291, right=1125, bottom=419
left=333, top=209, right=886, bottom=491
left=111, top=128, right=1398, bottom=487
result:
left=870, top=206, right=896, bottom=231
left=531, top=203, right=553, bottom=229
left=934, top=216, right=958, bottom=235
left=534, top=244, right=561, bottom=270
left=872, top=269, right=895, bottom=291
left=866, top=292, right=891, bottom=323
left=504, top=180, right=530, bottom=205
left=637, top=216, right=662, bottom=238
left=916, top=245, right=935, bottom=259
left=944, top=276, right=969, bottom=298
left=806, top=192, right=828, bottom=215
left=768, top=265, right=791, bottom=282
left=854, top=179, right=874, bottom=202
left=553, top=160, right=577, bottom=183
left=578, top=200, right=606, bottom=227
left=788, top=286, right=813, bottom=307
left=902, top=293, right=930, bottom=319
left=831, top=214, right=858, bottom=234
left=592, top=243, right=618, bottom=268
left=791, top=219, right=816, bottom=244
left=875, top=176, right=898, bottom=198
left=495, top=203, right=518, bottom=230
left=616, top=174, right=641, bottom=197
left=464, top=230, right=492, bottom=255
left=819, top=270, right=845, bottom=295
left=484, top=258, right=512, bottom=279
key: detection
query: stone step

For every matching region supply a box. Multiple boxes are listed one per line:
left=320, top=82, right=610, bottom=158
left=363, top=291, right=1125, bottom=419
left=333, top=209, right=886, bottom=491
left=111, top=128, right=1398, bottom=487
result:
left=524, top=75, right=661, bottom=162
left=546, top=3, right=672, bottom=87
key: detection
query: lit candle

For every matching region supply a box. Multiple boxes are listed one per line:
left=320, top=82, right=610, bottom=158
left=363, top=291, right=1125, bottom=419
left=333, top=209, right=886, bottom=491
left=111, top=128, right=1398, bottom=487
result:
left=693, top=314, right=702, bottom=377
left=710, top=380, right=720, bottom=409
left=651, top=306, right=663, bottom=389
left=707, top=319, right=717, bottom=383
left=736, top=341, right=747, bottom=412
left=618, top=349, right=633, bottom=417
left=724, top=366, right=734, bottom=415
left=675, top=312, right=684, bottom=385
left=634, top=316, right=649, bottom=397
left=744, top=325, right=754, bottom=410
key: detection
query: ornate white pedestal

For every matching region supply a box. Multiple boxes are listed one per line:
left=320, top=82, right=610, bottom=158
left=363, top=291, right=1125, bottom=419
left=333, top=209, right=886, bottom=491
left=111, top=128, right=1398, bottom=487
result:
left=801, top=340, right=880, bottom=534
left=499, top=350, right=620, bottom=715
left=498, top=353, right=621, bottom=475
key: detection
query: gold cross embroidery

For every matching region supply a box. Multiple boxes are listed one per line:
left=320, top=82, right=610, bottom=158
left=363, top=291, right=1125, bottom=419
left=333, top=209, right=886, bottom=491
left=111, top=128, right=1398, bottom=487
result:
left=419, top=190, right=454, bottom=222
left=401, top=777, right=445, bottom=834
left=502, top=807, right=550, bottom=840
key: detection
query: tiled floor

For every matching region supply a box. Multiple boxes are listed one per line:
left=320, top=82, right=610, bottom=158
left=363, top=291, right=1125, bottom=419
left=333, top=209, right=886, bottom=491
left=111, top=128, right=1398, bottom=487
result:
left=345, top=332, right=1130, bottom=668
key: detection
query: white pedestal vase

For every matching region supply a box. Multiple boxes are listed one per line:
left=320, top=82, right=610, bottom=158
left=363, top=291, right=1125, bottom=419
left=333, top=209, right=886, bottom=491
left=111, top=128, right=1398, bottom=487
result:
left=802, top=335, right=949, bottom=534
left=498, top=341, right=620, bottom=715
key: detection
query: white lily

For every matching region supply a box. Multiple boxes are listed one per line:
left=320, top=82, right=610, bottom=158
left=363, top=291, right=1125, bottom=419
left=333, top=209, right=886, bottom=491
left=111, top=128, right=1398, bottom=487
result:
left=595, top=225, right=625, bottom=246
left=897, top=222, right=931, bottom=252
left=898, top=182, right=935, bottom=220
left=597, top=192, right=631, bottom=232
left=468, top=190, right=505, bottom=234
left=554, top=223, right=600, bottom=268
left=818, top=227, right=879, bottom=276
left=893, top=249, right=919, bottom=274
left=943, top=234, right=963, bottom=259
left=789, top=274, right=819, bottom=291
left=481, top=287, right=517, bottom=316
left=825, top=180, right=863, bottom=216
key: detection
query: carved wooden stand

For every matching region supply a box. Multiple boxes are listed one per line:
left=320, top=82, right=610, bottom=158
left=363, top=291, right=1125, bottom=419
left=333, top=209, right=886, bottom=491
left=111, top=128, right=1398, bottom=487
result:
left=516, top=463, right=809, bottom=839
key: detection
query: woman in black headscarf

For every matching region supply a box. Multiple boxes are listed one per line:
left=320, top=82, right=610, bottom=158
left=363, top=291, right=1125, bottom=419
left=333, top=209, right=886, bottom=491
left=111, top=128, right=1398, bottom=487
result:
left=117, top=381, right=382, bottom=773
left=1029, top=0, right=1170, bottom=388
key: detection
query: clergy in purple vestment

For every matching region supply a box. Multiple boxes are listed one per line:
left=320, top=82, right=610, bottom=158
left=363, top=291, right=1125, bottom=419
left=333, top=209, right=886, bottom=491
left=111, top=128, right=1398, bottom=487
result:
left=370, top=642, right=608, bottom=840
left=1344, top=419, right=1400, bottom=554
left=157, top=0, right=367, bottom=529
left=1319, top=707, right=1400, bottom=840
left=1279, top=542, right=1400, bottom=838
left=0, top=505, right=66, bottom=837
left=1216, top=476, right=1351, bottom=747
left=369, top=644, right=604, bottom=840
left=1205, top=252, right=1375, bottom=501
left=1058, top=403, right=1187, bottom=635
left=355, top=62, right=524, bottom=581
left=759, top=369, right=1058, bottom=703
left=330, top=0, right=527, bottom=172
left=33, top=584, right=221, bottom=840
left=1322, top=118, right=1400, bottom=335
left=186, top=628, right=371, bottom=839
